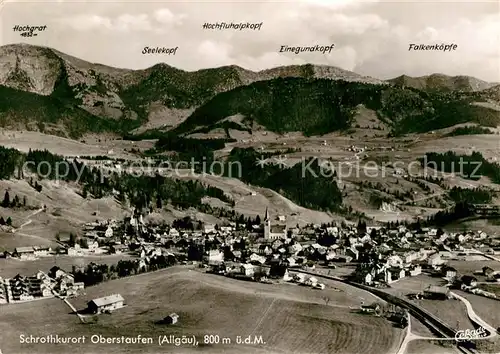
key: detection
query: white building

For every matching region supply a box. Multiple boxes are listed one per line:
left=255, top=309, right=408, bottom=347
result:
left=204, top=250, right=224, bottom=265
left=263, top=208, right=287, bottom=240
left=33, top=246, right=51, bottom=257
left=204, top=224, right=216, bottom=234
left=241, top=264, right=255, bottom=277
left=105, top=226, right=113, bottom=238
left=88, top=294, right=125, bottom=314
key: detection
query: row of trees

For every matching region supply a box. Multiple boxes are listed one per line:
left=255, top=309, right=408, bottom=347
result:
left=23, top=149, right=234, bottom=214
left=448, top=186, right=493, bottom=204
left=71, top=255, right=177, bottom=287
left=225, top=148, right=343, bottom=212
left=385, top=201, right=474, bottom=229
left=421, top=151, right=500, bottom=184
left=446, top=126, right=493, bottom=137
left=2, top=191, right=27, bottom=208
left=0, top=216, right=13, bottom=226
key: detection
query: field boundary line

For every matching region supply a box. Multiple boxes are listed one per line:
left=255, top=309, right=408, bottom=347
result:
left=249, top=297, right=277, bottom=338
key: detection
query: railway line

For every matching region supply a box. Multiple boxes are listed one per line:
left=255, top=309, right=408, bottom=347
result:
left=298, top=270, right=483, bottom=353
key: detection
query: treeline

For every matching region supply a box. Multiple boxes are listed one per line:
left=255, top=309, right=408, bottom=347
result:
left=119, top=64, right=247, bottom=120
left=385, top=201, right=474, bottom=229
left=146, top=134, right=234, bottom=161
left=405, top=175, right=446, bottom=189
left=0, top=146, right=23, bottom=179
left=0, top=216, right=13, bottom=226
left=358, top=180, right=415, bottom=202
left=369, top=194, right=393, bottom=208
left=79, top=155, right=120, bottom=161
left=189, top=120, right=252, bottom=136
left=169, top=214, right=261, bottom=231
left=1, top=190, right=27, bottom=208
left=223, top=148, right=343, bottom=211
left=417, top=201, right=474, bottom=227
left=2, top=146, right=239, bottom=217
left=448, top=187, right=494, bottom=204
left=384, top=89, right=500, bottom=136
left=421, top=151, right=500, bottom=183
left=71, top=255, right=177, bottom=287
left=173, top=78, right=377, bottom=136
left=25, top=149, right=233, bottom=212
left=0, top=189, right=24, bottom=227
left=446, top=126, right=494, bottom=137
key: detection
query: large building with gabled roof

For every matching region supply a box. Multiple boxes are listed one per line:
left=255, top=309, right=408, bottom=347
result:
left=87, top=294, right=124, bottom=314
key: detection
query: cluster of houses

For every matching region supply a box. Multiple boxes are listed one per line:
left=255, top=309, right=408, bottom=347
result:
left=287, top=273, right=326, bottom=289
left=0, top=267, right=84, bottom=304
left=4, top=246, right=53, bottom=260
left=207, top=257, right=326, bottom=289
left=455, top=266, right=500, bottom=299
left=352, top=225, right=500, bottom=287
left=64, top=211, right=500, bottom=288
left=411, top=267, right=500, bottom=301
left=200, top=220, right=500, bottom=298
left=3, top=206, right=499, bottom=305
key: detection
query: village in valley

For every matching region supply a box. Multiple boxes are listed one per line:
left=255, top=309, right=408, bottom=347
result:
left=1, top=1, right=500, bottom=353
left=2, top=205, right=500, bottom=342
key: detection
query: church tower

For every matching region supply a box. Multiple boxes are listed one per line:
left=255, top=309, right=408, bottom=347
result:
left=263, top=207, right=271, bottom=239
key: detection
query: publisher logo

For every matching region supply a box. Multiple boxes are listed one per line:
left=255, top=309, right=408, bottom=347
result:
left=455, top=328, right=487, bottom=341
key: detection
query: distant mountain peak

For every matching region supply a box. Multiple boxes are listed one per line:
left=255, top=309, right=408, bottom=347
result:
left=387, top=73, right=496, bottom=92
left=0, top=43, right=385, bottom=96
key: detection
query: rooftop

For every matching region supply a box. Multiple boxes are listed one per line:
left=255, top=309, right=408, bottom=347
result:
left=15, top=247, right=35, bottom=253
left=425, top=285, right=449, bottom=294
left=88, top=294, right=124, bottom=307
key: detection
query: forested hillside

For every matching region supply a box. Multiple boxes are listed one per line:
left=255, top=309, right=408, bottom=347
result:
left=174, top=78, right=500, bottom=137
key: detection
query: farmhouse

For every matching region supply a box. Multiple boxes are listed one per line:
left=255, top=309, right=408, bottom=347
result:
left=461, top=275, right=478, bottom=288
left=0, top=285, right=6, bottom=304
left=423, top=285, right=449, bottom=300
left=105, top=226, right=113, bottom=238
left=203, top=224, right=216, bottom=233
left=427, top=253, right=446, bottom=268
left=110, top=244, right=129, bottom=254
left=305, top=276, right=318, bottom=286
left=87, top=294, right=125, bottom=314
left=385, top=267, right=405, bottom=284
left=33, top=246, right=51, bottom=257
left=443, top=266, right=457, bottom=280
left=408, top=265, right=422, bottom=277
left=483, top=266, right=495, bottom=277
left=164, top=313, right=179, bottom=324
left=49, top=266, right=66, bottom=279
left=13, top=247, right=36, bottom=260
left=241, top=264, right=255, bottom=277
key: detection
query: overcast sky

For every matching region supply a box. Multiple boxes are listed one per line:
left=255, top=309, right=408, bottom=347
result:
left=1, top=0, right=499, bottom=81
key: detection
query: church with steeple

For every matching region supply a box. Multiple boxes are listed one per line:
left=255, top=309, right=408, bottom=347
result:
left=263, top=207, right=287, bottom=240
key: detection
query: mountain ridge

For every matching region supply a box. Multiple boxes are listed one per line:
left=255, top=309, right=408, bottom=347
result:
left=2, top=43, right=496, bottom=98
left=0, top=43, right=384, bottom=96
left=0, top=43, right=499, bottom=139
left=173, top=77, right=500, bottom=137
left=387, top=73, right=497, bottom=92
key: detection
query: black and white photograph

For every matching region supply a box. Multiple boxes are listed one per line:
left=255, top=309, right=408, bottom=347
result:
left=0, top=0, right=499, bottom=353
